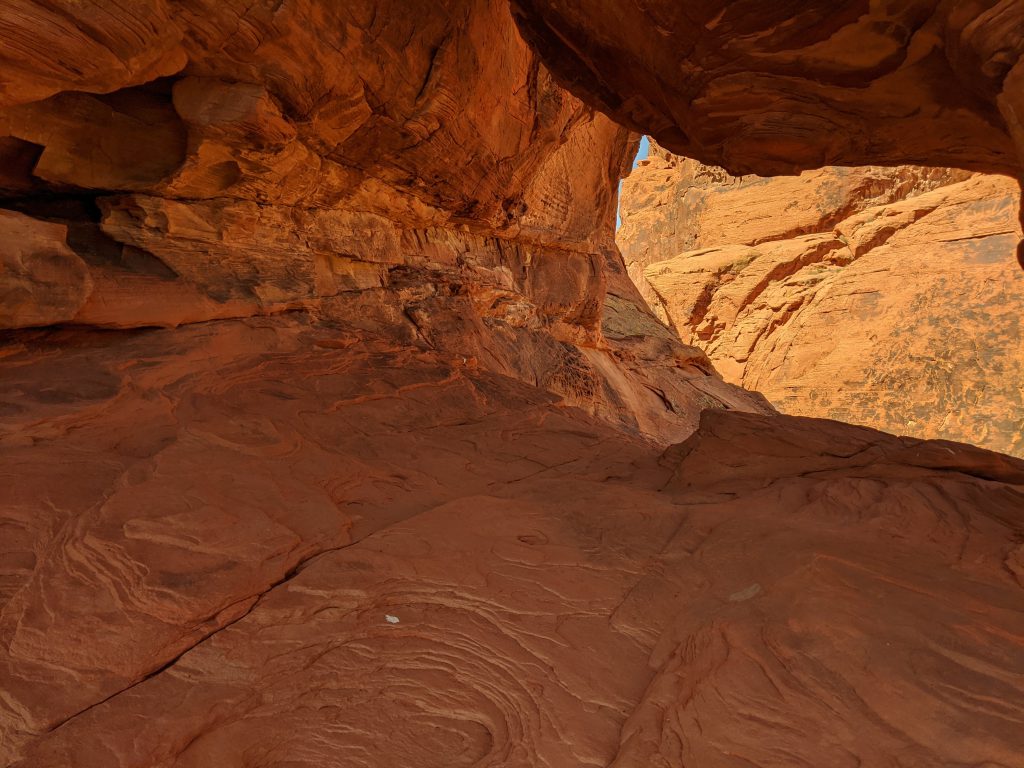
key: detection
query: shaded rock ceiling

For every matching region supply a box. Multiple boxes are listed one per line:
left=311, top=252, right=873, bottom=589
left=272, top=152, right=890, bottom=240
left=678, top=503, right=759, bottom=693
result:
left=511, top=0, right=1024, bottom=263
left=0, top=2, right=1022, bottom=766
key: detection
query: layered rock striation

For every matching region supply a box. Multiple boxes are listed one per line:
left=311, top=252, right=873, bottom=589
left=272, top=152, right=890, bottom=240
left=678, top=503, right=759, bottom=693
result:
left=0, top=0, right=767, bottom=445
left=511, top=0, right=1024, bottom=265
left=1, top=1, right=1023, bottom=766
left=619, top=145, right=1024, bottom=456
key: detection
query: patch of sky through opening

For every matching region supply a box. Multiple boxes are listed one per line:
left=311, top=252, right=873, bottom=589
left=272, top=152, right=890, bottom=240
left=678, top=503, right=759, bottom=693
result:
left=616, top=135, right=650, bottom=230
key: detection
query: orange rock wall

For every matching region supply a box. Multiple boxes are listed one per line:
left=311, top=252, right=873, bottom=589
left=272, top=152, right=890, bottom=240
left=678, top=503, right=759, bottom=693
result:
left=512, top=0, right=1024, bottom=265
left=0, top=0, right=769, bottom=445
left=619, top=146, right=1024, bottom=455
left=1, top=2, right=1023, bottom=766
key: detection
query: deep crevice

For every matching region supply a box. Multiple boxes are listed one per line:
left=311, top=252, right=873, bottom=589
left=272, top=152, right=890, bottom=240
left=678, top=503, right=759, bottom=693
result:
left=0, top=193, right=177, bottom=278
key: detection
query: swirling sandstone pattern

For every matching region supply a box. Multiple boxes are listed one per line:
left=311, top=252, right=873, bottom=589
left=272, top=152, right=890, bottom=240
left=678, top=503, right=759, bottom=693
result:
left=0, top=1, right=1023, bottom=766
left=619, top=145, right=1024, bottom=456
left=3, top=317, right=1023, bottom=766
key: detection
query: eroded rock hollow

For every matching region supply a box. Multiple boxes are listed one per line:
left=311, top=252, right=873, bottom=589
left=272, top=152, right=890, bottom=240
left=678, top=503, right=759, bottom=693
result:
left=1, top=1, right=1023, bottom=766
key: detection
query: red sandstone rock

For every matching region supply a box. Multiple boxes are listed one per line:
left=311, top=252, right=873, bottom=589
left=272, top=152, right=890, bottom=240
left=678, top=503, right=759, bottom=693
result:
left=0, top=1, right=619, bottom=325
left=0, top=1, right=1022, bottom=765
left=0, top=0, right=767, bottom=444
left=0, top=210, right=92, bottom=327
left=511, top=0, right=1024, bottom=265
left=619, top=148, right=1024, bottom=456
left=509, top=0, right=1024, bottom=177
left=1, top=325, right=1022, bottom=765
left=618, top=144, right=974, bottom=317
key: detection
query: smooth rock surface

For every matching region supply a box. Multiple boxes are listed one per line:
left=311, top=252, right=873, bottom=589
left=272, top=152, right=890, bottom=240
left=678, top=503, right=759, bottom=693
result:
left=1, top=1, right=1023, bottom=765
left=2, top=319, right=1023, bottom=767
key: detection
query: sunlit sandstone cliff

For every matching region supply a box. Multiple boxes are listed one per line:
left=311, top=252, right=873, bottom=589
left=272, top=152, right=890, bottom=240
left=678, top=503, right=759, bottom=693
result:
left=1, top=1, right=1023, bottom=766
left=618, top=143, right=1024, bottom=456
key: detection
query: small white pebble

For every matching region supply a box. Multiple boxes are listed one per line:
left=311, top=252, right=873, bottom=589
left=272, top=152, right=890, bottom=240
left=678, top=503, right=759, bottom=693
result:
left=385, top=614, right=400, bottom=624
